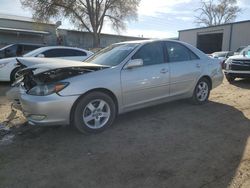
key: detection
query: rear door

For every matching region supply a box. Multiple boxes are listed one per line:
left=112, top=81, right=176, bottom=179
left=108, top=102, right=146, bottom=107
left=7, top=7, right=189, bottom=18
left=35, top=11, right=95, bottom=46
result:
left=164, top=41, right=202, bottom=96
left=121, top=42, right=170, bottom=108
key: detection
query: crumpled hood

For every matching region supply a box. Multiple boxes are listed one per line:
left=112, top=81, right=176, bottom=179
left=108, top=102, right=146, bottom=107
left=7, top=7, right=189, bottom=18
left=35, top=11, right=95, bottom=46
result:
left=17, top=57, right=108, bottom=75
left=0, top=57, right=16, bottom=64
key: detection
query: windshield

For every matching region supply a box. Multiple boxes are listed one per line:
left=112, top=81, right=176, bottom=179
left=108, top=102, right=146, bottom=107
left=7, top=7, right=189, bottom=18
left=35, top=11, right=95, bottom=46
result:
left=240, top=46, right=250, bottom=56
left=236, top=47, right=246, bottom=53
left=85, top=43, right=139, bottom=66
left=23, top=47, right=43, bottom=57
left=0, top=44, right=13, bottom=50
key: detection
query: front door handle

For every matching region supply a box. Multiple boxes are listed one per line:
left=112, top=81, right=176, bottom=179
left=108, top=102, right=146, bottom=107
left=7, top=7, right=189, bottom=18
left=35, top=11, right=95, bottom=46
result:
left=160, top=68, right=168, bottom=74
left=196, top=63, right=201, bottom=68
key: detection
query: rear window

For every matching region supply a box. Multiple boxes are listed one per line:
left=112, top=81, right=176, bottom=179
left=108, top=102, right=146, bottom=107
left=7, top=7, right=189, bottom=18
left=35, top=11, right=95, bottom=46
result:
left=23, top=45, right=42, bottom=54
left=165, top=42, right=199, bottom=62
left=43, top=49, right=86, bottom=57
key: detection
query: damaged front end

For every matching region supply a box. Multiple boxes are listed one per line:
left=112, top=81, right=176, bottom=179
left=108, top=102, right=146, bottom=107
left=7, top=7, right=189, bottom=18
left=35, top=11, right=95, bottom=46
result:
left=20, top=66, right=97, bottom=93
left=7, top=58, right=108, bottom=110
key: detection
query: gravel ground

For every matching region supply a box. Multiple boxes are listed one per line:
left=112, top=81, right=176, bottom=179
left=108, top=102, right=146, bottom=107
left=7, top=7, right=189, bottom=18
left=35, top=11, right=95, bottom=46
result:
left=0, top=78, right=249, bottom=188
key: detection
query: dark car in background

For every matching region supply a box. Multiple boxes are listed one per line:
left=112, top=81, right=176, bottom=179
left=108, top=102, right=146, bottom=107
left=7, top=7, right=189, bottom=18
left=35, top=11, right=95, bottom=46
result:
left=0, top=43, right=44, bottom=59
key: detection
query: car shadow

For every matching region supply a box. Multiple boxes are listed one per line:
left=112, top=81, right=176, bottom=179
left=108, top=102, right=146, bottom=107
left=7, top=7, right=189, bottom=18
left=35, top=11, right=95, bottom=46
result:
left=0, top=100, right=250, bottom=188
left=231, top=78, right=250, bottom=89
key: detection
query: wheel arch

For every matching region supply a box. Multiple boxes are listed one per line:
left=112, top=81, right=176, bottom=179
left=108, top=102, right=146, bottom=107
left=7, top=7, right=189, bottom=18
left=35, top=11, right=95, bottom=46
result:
left=199, top=75, right=212, bottom=89
left=10, top=67, right=20, bottom=82
left=69, top=88, right=119, bottom=125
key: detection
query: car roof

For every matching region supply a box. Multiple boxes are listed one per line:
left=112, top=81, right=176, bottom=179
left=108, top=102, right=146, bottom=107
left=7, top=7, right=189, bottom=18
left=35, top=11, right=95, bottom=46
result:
left=17, top=43, right=44, bottom=46
left=114, top=39, right=209, bottom=60
left=212, top=51, right=230, bottom=54
left=4, top=43, right=44, bottom=46
left=116, top=39, right=181, bottom=45
left=36, top=46, right=90, bottom=51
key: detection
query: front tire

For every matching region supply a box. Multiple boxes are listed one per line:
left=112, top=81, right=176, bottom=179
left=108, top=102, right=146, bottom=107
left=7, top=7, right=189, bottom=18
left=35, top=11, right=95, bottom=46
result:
left=191, top=78, right=211, bottom=105
left=10, top=67, right=21, bottom=83
left=225, top=75, right=236, bottom=83
left=73, top=92, right=116, bottom=133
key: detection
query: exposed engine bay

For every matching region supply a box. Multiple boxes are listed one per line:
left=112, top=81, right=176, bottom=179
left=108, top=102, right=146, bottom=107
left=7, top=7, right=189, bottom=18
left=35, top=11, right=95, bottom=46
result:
left=18, top=66, right=104, bottom=91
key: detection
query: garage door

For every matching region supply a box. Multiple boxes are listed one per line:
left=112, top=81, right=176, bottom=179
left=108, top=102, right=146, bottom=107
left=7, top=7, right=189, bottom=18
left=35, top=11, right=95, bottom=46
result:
left=197, top=33, right=223, bottom=54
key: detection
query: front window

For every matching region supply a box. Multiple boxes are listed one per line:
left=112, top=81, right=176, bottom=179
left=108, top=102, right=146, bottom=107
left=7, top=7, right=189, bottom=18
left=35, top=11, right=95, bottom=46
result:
left=132, top=42, right=164, bottom=66
left=85, top=43, right=139, bottom=66
left=4, top=44, right=18, bottom=57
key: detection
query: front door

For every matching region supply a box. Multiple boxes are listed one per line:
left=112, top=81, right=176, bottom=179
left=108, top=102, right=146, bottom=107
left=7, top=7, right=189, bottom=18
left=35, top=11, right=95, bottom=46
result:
left=121, top=42, right=170, bottom=108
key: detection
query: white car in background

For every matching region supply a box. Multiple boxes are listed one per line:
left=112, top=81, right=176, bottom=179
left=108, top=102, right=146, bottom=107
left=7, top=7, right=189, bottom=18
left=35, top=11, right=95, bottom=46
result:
left=211, top=51, right=234, bottom=69
left=0, top=46, right=93, bottom=82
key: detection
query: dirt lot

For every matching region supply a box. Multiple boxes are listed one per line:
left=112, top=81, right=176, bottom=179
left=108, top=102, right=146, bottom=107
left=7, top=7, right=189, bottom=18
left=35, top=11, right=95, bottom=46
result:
left=0, top=79, right=250, bottom=188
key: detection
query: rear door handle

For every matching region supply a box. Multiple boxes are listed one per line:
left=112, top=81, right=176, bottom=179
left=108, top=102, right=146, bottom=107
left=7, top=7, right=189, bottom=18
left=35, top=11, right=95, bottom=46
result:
left=160, top=68, right=168, bottom=74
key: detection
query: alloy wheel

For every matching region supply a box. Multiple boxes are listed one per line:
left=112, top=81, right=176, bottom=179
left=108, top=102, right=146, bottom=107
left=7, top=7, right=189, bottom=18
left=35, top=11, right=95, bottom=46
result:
left=196, top=81, right=209, bottom=102
left=83, top=99, right=111, bottom=129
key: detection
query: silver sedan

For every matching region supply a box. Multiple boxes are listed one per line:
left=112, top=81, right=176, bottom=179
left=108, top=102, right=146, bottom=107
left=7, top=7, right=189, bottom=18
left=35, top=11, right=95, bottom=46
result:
left=8, top=40, right=223, bottom=133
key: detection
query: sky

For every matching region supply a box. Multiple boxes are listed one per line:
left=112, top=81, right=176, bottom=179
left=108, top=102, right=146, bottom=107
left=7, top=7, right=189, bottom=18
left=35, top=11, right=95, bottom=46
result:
left=0, top=0, right=250, bottom=38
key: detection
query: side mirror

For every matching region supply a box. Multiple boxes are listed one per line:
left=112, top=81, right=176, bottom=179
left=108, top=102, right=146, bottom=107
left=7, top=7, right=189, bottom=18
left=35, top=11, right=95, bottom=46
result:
left=37, top=53, right=45, bottom=58
left=243, top=51, right=246, bottom=57
left=124, top=59, right=143, bottom=69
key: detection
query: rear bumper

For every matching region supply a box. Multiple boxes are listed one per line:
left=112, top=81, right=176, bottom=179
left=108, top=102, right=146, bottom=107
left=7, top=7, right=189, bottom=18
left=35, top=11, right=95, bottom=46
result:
left=211, top=71, right=224, bottom=89
left=20, top=93, right=79, bottom=126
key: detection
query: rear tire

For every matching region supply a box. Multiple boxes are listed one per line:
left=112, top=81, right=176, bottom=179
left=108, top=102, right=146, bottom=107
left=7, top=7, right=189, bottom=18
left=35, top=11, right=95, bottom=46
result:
left=191, top=78, right=211, bottom=105
left=225, top=75, right=236, bottom=83
left=73, top=92, right=116, bottom=133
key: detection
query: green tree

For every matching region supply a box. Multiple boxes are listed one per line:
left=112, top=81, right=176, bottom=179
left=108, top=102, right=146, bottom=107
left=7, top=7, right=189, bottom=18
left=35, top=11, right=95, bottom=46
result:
left=195, top=0, right=241, bottom=26
left=21, top=0, right=140, bottom=47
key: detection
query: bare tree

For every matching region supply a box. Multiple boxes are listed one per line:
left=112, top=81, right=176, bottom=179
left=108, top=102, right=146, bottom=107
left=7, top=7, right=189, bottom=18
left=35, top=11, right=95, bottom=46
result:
left=21, top=0, right=140, bottom=47
left=195, top=0, right=241, bottom=26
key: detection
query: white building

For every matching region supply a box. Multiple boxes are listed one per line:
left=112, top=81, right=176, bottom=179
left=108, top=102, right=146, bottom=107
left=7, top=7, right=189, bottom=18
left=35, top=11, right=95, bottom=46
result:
left=178, top=20, right=250, bottom=54
left=0, top=13, right=57, bottom=47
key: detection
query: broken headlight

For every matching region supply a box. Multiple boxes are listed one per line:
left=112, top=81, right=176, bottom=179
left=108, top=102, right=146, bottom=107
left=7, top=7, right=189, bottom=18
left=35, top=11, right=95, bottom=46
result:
left=27, top=82, right=69, bottom=96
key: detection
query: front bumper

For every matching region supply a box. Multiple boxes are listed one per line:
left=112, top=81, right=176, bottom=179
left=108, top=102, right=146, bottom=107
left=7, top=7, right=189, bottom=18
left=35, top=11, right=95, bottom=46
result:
left=20, top=93, right=79, bottom=126
left=224, top=70, right=250, bottom=78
